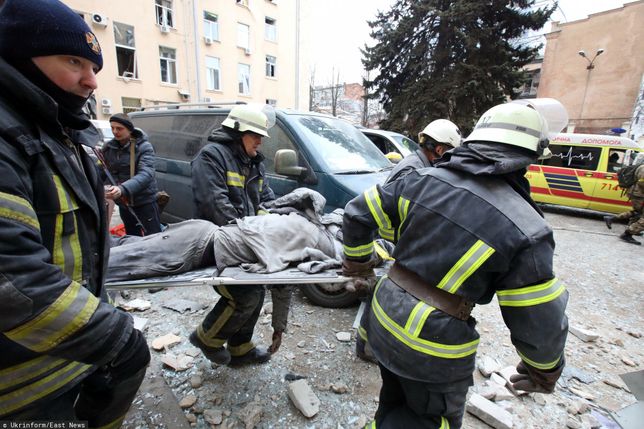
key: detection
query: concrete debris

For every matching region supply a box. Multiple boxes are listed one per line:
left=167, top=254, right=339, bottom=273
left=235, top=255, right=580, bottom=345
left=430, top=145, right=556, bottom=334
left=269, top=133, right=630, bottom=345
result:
left=161, top=353, right=194, bottom=371
left=603, top=376, right=629, bottom=391
left=288, top=379, right=320, bottom=418
left=185, top=413, right=197, bottom=424
left=297, top=340, right=306, bottom=348
left=161, top=298, right=205, bottom=313
left=626, top=330, right=641, bottom=339
left=478, top=384, right=498, bottom=400
left=189, top=375, right=203, bottom=388
left=532, top=393, right=547, bottom=405
left=240, top=401, right=263, bottom=429
left=568, top=326, right=600, bottom=342
left=184, top=347, right=201, bottom=358
left=621, top=356, right=636, bottom=367
left=151, top=333, right=182, bottom=351
left=466, top=392, right=513, bottom=429
left=566, top=399, right=590, bottom=415
left=562, top=366, right=596, bottom=384
left=132, top=315, right=148, bottom=331
left=580, top=413, right=601, bottom=428
left=179, top=394, right=197, bottom=409
left=490, top=373, right=507, bottom=387
left=478, top=356, right=501, bottom=377
left=611, top=338, right=624, bottom=347
left=203, top=408, right=223, bottom=425
left=263, top=302, right=273, bottom=314
left=120, top=298, right=151, bottom=311
left=568, top=386, right=595, bottom=401
left=566, top=416, right=582, bottom=428
left=336, top=331, right=352, bottom=342
left=330, top=382, right=349, bottom=394
left=498, top=366, right=528, bottom=396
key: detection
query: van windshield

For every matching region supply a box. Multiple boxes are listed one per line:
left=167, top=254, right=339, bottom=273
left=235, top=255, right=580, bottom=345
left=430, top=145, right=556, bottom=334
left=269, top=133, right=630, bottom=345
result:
left=289, top=114, right=392, bottom=173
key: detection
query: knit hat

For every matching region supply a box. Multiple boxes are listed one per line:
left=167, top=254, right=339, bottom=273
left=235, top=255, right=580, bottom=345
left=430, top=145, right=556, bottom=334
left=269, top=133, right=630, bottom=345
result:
left=109, top=113, right=134, bottom=132
left=0, top=0, right=103, bottom=70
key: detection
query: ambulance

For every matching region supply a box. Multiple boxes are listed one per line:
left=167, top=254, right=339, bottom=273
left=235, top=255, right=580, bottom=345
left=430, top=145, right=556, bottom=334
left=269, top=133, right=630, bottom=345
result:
left=526, top=133, right=644, bottom=214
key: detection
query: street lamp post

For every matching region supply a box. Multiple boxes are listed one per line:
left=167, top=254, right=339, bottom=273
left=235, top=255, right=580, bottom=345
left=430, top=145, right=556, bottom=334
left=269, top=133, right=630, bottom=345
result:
left=578, top=48, right=605, bottom=129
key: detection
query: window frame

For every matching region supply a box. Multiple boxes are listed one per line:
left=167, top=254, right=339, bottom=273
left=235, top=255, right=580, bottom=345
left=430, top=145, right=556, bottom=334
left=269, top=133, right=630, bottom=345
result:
left=203, top=11, right=219, bottom=41
left=113, top=21, right=138, bottom=79
left=237, top=22, right=250, bottom=49
left=155, top=0, right=174, bottom=28
left=238, top=63, right=251, bottom=95
left=265, top=55, right=276, bottom=78
left=265, top=17, right=277, bottom=42
left=159, top=46, right=178, bottom=84
left=205, top=56, right=221, bottom=91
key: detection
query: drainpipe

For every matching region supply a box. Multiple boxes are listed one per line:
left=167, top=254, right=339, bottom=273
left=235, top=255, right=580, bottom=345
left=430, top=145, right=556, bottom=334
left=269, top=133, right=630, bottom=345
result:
left=192, top=0, right=202, bottom=101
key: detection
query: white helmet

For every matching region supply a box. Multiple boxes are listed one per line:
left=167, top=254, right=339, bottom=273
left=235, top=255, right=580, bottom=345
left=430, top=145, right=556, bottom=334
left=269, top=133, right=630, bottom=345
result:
left=464, top=103, right=550, bottom=156
left=418, top=119, right=462, bottom=148
left=222, top=104, right=270, bottom=137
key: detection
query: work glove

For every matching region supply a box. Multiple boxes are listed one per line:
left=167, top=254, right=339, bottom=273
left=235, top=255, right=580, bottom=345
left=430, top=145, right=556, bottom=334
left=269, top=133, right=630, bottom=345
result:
left=107, top=328, right=151, bottom=384
left=342, top=258, right=378, bottom=293
left=509, top=360, right=564, bottom=394
left=269, top=330, right=283, bottom=354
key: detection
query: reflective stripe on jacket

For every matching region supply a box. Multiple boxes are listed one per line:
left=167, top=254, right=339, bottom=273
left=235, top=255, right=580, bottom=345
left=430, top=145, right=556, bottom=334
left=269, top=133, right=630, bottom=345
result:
left=343, top=166, right=568, bottom=384
left=191, top=128, right=275, bottom=226
left=0, top=58, right=133, bottom=416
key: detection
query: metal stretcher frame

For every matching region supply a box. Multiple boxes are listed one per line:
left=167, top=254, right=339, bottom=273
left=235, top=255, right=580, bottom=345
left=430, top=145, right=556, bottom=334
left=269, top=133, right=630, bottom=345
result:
left=105, top=266, right=355, bottom=290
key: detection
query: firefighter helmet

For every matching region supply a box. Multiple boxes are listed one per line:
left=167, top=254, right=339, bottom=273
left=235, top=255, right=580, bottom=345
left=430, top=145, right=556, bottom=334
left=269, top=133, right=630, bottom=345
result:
left=418, top=119, right=461, bottom=148
left=222, top=104, right=271, bottom=137
left=464, top=103, right=550, bottom=156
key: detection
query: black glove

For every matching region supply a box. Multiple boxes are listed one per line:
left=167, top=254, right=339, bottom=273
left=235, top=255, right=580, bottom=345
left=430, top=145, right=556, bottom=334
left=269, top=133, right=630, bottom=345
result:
left=509, top=360, right=563, bottom=393
left=342, top=258, right=378, bottom=293
left=108, top=329, right=151, bottom=382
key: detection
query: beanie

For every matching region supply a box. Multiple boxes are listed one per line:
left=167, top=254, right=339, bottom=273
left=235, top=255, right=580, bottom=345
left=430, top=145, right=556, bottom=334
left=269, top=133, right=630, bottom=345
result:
left=0, top=0, right=103, bottom=70
left=109, top=113, right=134, bottom=132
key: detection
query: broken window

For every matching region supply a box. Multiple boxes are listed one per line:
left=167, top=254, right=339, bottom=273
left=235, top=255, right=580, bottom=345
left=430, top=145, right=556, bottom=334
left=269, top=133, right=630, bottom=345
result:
left=155, top=0, right=173, bottom=27
left=159, top=46, right=177, bottom=84
left=113, top=22, right=138, bottom=79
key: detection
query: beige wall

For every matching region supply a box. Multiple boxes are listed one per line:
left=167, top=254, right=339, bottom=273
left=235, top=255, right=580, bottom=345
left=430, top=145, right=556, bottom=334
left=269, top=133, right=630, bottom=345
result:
left=538, top=1, right=644, bottom=134
left=63, top=0, right=309, bottom=118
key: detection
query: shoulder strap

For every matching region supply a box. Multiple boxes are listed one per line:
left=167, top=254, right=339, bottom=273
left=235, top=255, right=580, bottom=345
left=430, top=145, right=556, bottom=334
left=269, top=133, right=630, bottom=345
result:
left=129, top=137, right=135, bottom=178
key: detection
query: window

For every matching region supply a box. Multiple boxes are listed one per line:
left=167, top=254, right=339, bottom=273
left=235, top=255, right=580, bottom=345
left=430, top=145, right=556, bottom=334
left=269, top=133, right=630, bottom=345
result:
left=266, top=99, right=277, bottom=106
left=265, top=55, right=276, bottom=78
left=236, top=0, right=249, bottom=6
left=541, top=145, right=602, bottom=171
left=203, top=11, right=219, bottom=41
left=205, top=56, right=221, bottom=91
left=607, top=149, right=626, bottom=172
left=113, top=22, right=138, bottom=79
left=121, top=97, right=141, bottom=115
left=238, top=63, right=250, bottom=95
left=159, top=46, right=177, bottom=84
left=155, top=0, right=173, bottom=27
left=237, top=23, right=250, bottom=49
left=265, top=17, right=277, bottom=41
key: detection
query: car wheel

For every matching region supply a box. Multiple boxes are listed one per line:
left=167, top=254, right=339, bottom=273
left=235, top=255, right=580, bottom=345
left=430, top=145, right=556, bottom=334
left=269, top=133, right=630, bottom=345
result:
left=301, top=283, right=359, bottom=308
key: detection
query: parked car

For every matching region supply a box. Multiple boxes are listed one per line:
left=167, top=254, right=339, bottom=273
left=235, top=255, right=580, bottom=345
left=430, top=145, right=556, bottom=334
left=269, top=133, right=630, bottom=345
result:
left=526, top=133, right=644, bottom=214
left=90, top=119, right=114, bottom=146
left=130, top=104, right=393, bottom=308
left=361, top=128, right=419, bottom=163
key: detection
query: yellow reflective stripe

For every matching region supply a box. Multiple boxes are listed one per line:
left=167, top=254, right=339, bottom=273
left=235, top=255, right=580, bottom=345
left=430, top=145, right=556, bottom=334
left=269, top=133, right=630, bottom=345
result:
left=518, top=350, right=562, bottom=371
left=5, top=281, right=100, bottom=353
left=497, top=278, right=566, bottom=307
left=397, top=196, right=410, bottom=238
left=0, top=360, right=91, bottom=416
left=365, top=421, right=376, bottom=429
left=259, top=178, right=264, bottom=192
left=439, top=416, right=450, bottom=429
left=228, top=341, right=255, bottom=356
left=343, top=242, right=374, bottom=258
left=0, top=356, right=69, bottom=390
left=364, top=186, right=392, bottom=231
left=0, top=191, right=40, bottom=230
left=372, top=281, right=479, bottom=359
left=373, top=241, right=394, bottom=261
left=437, top=240, right=495, bottom=293
left=226, top=171, right=245, bottom=187
left=358, top=325, right=368, bottom=341
left=52, top=175, right=82, bottom=281
left=203, top=285, right=236, bottom=345
left=404, top=302, right=435, bottom=338
left=378, top=227, right=395, bottom=241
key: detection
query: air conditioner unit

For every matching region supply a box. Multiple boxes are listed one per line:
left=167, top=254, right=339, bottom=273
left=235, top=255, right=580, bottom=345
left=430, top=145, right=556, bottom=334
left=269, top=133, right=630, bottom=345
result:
left=101, top=98, right=112, bottom=107
left=244, top=47, right=252, bottom=55
left=91, top=13, right=108, bottom=27
left=204, top=36, right=213, bottom=45
left=101, top=107, right=112, bottom=115
left=160, top=24, right=170, bottom=33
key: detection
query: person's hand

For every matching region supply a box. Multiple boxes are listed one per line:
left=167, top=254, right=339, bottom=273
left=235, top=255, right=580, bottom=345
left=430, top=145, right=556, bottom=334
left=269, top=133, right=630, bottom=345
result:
left=104, top=185, right=122, bottom=200
left=344, top=276, right=377, bottom=293
left=509, top=361, right=563, bottom=393
left=342, top=258, right=378, bottom=292
left=269, top=330, right=283, bottom=354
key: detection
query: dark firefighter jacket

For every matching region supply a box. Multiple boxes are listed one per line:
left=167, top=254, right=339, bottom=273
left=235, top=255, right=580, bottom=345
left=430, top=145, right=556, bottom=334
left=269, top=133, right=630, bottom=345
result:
left=0, top=58, right=134, bottom=416
left=191, top=127, right=275, bottom=226
left=343, top=143, right=568, bottom=386
left=100, top=129, right=159, bottom=207
left=386, top=149, right=432, bottom=183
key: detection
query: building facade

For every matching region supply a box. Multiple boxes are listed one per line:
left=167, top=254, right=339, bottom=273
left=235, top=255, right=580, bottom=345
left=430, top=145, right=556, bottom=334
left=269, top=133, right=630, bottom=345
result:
left=63, top=0, right=309, bottom=117
left=537, top=0, right=644, bottom=135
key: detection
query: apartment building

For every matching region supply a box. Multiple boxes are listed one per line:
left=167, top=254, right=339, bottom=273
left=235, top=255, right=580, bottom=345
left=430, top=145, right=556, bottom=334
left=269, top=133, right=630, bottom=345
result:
left=63, top=0, right=309, bottom=117
left=537, top=0, right=644, bottom=134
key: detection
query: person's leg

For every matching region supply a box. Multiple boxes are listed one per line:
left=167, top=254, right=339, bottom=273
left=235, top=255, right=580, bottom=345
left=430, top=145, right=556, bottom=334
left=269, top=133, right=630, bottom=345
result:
left=6, top=384, right=80, bottom=421
left=228, top=286, right=267, bottom=361
left=373, top=363, right=405, bottom=424
left=133, top=202, right=162, bottom=235
left=118, top=204, right=144, bottom=236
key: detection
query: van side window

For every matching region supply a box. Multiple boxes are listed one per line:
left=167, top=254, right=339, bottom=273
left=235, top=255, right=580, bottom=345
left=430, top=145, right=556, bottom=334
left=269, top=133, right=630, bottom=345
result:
left=541, top=145, right=601, bottom=171
left=607, top=149, right=625, bottom=172
left=261, top=124, right=297, bottom=174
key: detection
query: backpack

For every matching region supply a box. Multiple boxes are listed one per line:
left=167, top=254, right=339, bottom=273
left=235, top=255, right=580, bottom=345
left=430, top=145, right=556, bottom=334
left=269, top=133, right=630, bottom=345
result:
left=617, top=165, right=639, bottom=189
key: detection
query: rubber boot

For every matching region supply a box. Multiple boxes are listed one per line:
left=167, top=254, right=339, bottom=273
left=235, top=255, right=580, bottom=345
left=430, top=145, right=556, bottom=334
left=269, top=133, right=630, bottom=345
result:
left=228, top=347, right=271, bottom=366
left=189, top=331, right=231, bottom=365
left=619, top=231, right=641, bottom=245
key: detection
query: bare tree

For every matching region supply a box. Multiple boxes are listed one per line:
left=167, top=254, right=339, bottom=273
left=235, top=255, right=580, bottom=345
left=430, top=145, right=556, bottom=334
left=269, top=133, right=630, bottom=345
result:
left=309, top=66, right=316, bottom=111
left=330, top=68, right=341, bottom=117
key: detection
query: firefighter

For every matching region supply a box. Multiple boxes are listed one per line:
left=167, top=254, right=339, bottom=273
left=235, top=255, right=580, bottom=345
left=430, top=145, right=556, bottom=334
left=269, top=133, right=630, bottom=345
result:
left=343, top=101, right=569, bottom=428
left=0, top=0, right=149, bottom=425
left=604, top=152, right=644, bottom=245
left=386, top=119, right=461, bottom=183
left=357, top=119, right=463, bottom=363
left=190, top=104, right=281, bottom=365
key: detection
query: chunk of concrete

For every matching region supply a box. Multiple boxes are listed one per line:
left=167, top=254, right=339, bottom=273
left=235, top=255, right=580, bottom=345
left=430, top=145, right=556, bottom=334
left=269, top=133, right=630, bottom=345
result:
left=121, top=298, right=151, bottom=311
left=569, top=326, right=599, bottom=343
left=288, top=379, right=320, bottom=418
left=478, top=356, right=501, bottom=378
left=466, top=392, right=513, bottom=429
left=152, top=333, right=182, bottom=351
left=179, top=394, right=197, bottom=409
left=336, top=331, right=352, bottom=342
left=498, top=366, right=528, bottom=396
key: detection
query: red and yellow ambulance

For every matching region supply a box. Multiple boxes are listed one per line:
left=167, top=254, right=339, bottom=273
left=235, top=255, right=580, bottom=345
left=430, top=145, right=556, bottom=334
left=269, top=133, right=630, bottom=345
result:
left=526, top=133, right=644, bottom=214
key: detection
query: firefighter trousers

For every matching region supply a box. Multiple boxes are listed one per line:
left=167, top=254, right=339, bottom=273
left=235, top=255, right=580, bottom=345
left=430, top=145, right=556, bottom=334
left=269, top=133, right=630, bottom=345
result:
left=199, top=284, right=265, bottom=356
left=7, top=365, right=146, bottom=428
left=373, top=363, right=468, bottom=429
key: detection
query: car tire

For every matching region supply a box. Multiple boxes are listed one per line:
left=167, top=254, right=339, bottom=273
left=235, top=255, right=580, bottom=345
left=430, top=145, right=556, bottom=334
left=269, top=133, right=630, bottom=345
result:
left=301, top=283, right=359, bottom=308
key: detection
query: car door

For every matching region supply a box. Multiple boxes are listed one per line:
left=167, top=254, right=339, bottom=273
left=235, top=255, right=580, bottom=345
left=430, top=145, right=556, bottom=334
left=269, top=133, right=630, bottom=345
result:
left=588, top=148, right=639, bottom=213
left=260, top=121, right=304, bottom=199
